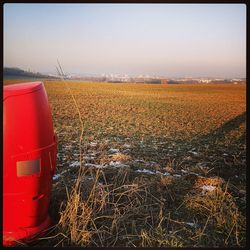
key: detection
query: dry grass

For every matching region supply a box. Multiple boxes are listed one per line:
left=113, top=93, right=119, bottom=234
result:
left=111, top=152, right=131, bottom=162
left=53, top=168, right=164, bottom=247
left=184, top=181, right=245, bottom=246
left=35, top=168, right=245, bottom=247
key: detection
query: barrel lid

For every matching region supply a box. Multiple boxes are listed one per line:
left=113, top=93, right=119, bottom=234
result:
left=4, top=82, right=44, bottom=101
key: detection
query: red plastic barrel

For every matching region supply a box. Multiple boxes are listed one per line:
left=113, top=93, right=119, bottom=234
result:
left=3, top=82, right=57, bottom=246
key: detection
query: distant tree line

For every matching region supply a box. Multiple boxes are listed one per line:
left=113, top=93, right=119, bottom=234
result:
left=3, top=67, right=58, bottom=79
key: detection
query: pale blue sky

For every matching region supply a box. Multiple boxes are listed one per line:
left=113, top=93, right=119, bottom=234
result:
left=4, top=4, right=246, bottom=78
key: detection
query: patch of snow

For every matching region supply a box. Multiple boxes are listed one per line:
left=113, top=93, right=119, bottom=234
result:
left=109, top=160, right=120, bottom=166
left=109, top=161, right=129, bottom=168
left=109, top=160, right=121, bottom=166
left=83, top=156, right=95, bottom=160
left=186, top=222, right=199, bottom=228
left=122, top=149, right=131, bottom=153
left=87, top=177, right=93, bottom=180
left=109, top=148, right=119, bottom=154
left=85, top=163, right=106, bottom=169
left=136, top=169, right=170, bottom=176
left=60, top=169, right=71, bottom=175
left=135, top=159, right=146, bottom=163
left=188, top=151, right=198, bottom=155
left=123, top=144, right=131, bottom=148
left=53, top=167, right=75, bottom=181
left=190, top=172, right=200, bottom=176
left=136, top=169, right=155, bottom=175
left=163, top=173, right=170, bottom=176
left=156, top=170, right=170, bottom=176
left=239, top=190, right=246, bottom=195
left=157, top=142, right=166, bottom=145
left=181, top=169, right=188, bottom=173
left=173, top=174, right=182, bottom=178
left=53, top=174, right=61, bottom=181
left=223, top=153, right=228, bottom=156
left=70, top=161, right=81, bottom=167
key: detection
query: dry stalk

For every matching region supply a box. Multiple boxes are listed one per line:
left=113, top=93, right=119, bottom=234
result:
left=56, top=61, right=85, bottom=182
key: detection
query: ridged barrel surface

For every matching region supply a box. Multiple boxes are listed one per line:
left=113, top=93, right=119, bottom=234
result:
left=3, top=82, right=57, bottom=245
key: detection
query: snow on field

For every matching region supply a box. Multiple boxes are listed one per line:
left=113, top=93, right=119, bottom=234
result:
left=53, top=174, right=61, bottom=181
left=173, top=174, right=182, bottom=178
left=190, top=172, right=200, bottom=176
left=70, top=161, right=81, bottom=167
left=136, top=169, right=155, bottom=174
left=123, top=144, right=131, bottom=148
left=188, top=150, right=198, bottom=155
left=54, top=152, right=207, bottom=183
left=109, top=161, right=129, bottom=168
left=90, top=142, right=98, bottom=147
left=109, top=148, right=120, bottom=153
left=53, top=167, right=74, bottom=181
left=136, top=169, right=170, bottom=176
left=156, top=170, right=170, bottom=176
left=83, top=156, right=96, bottom=161
left=85, top=163, right=105, bottom=169
left=185, top=222, right=199, bottom=228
